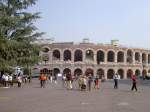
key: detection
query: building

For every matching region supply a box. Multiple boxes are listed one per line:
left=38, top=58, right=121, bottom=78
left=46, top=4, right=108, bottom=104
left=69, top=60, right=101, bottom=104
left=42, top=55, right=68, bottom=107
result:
left=34, top=39, right=150, bottom=79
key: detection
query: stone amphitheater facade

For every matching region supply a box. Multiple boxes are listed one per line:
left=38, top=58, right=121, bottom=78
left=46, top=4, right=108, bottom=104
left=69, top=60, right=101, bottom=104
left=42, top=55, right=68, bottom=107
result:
left=37, top=41, right=150, bottom=79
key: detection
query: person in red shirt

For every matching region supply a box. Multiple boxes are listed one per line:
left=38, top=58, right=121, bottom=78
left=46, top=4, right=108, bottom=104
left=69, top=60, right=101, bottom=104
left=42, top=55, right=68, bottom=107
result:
left=39, top=74, right=46, bottom=88
left=131, top=74, right=138, bottom=91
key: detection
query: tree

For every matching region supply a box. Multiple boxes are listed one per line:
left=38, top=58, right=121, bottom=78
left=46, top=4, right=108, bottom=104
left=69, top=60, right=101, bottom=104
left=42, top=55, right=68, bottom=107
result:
left=0, top=0, right=44, bottom=74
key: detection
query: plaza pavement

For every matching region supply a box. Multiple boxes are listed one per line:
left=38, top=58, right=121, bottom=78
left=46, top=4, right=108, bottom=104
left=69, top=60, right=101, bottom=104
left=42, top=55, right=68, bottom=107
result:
left=0, top=79, right=150, bottom=112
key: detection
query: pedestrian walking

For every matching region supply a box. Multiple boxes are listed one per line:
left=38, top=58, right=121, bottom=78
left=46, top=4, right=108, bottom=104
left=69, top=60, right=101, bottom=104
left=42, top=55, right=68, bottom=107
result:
left=94, top=76, right=100, bottom=89
left=17, top=74, right=22, bottom=88
left=4, top=74, right=9, bottom=87
left=81, top=76, right=87, bottom=91
left=39, top=73, right=47, bottom=88
left=53, top=74, right=57, bottom=84
left=131, top=74, right=138, bottom=91
left=8, top=74, right=13, bottom=87
left=78, top=75, right=82, bottom=90
left=2, top=74, right=6, bottom=87
left=113, top=73, right=119, bottom=89
left=62, top=74, right=66, bottom=87
left=66, top=72, right=73, bottom=90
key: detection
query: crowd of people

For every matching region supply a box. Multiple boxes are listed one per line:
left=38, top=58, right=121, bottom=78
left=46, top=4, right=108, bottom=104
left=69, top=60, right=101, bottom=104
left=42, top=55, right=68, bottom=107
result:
left=0, top=73, right=31, bottom=88
left=39, top=72, right=103, bottom=91
left=39, top=72, right=138, bottom=92
left=0, top=71, right=138, bottom=92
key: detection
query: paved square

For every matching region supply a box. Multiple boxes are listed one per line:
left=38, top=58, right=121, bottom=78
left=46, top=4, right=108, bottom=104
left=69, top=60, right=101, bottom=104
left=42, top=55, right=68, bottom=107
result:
left=0, top=79, right=150, bottom=112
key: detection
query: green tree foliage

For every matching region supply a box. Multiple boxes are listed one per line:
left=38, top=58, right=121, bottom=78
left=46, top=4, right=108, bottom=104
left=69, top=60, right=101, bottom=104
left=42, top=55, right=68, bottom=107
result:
left=0, top=0, right=44, bottom=72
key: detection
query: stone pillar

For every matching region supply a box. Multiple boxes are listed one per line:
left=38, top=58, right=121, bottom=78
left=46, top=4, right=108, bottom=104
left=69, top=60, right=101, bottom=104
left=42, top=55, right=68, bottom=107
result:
left=60, top=68, right=63, bottom=74
left=146, top=54, right=148, bottom=65
left=60, top=50, right=63, bottom=62
left=115, top=52, right=117, bottom=63
left=132, top=52, right=135, bottom=64
left=83, top=67, right=86, bottom=76
left=71, top=67, right=74, bottom=76
left=148, top=54, right=150, bottom=64
left=124, top=51, right=127, bottom=64
left=93, top=68, right=97, bottom=76
left=83, top=50, right=86, bottom=63
left=104, top=68, right=107, bottom=79
left=114, top=69, right=117, bottom=74
left=104, top=51, right=107, bottom=64
left=72, top=51, right=74, bottom=62
left=124, top=69, right=127, bottom=79
left=94, top=52, right=97, bottom=64
left=140, top=53, right=142, bottom=64
left=49, top=51, right=52, bottom=64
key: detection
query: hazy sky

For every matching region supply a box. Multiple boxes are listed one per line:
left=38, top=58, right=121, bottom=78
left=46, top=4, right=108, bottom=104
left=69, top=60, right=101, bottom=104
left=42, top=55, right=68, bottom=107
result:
left=29, top=0, right=150, bottom=48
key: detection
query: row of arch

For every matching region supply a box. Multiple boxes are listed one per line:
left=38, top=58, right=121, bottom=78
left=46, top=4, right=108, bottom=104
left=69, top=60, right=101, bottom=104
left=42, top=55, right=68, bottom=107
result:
left=40, top=68, right=150, bottom=79
left=44, top=48, right=150, bottom=64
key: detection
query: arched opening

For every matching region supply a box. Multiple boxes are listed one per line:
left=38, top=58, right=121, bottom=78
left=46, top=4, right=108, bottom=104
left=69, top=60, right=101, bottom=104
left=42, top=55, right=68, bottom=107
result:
left=86, top=50, right=94, bottom=61
left=63, top=68, right=71, bottom=75
left=53, top=68, right=60, bottom=77
left=118, top=69, right=124, bottom=79
left=148, top=54, right=150, bottom=64
left=142, top=53, right=146, bottom=63
left=64, top=50, right=71, bottom=61
left=135, top=69, right=141, bottom=76
left=117, top=51, right=124, bottom=62
left=97, top=69, right=104, bottom=79
left=127, top=50, right=133, bottom=63
left=97, top=50, right=104, bottom=64
left=107, top=69, right=114, bottom=79
left=74, top=68, right=82, bottom=77
left=142, top=69, right=147, bottom=76
left=74, top=50, right=83, bottom=62
left=53, top=50, right=60, bottom=60
left=107, top=51, right=115, bottom=62
left=42, top=47, right=50, bottom=53
left=135, top=52, right=140, bottom=62
left=85, top=68, right=94, bottom=76
left=127, top=69, right=133, bottom=78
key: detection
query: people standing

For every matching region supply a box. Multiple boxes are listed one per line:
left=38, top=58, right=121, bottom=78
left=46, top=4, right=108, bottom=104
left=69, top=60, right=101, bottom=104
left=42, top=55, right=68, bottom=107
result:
left=113, top=73, right=119, bottom=89
left=62, top=74, right=66, bottom=87
left=17, top=74, right=22, bottom=88
left=4, top=74, right=9, bottom=87
left=78, top=75, right=82, bottom=90
left=8, top=74, right=13, bottom=87
left=53, top=74, right=57, bottom=84
left=131, top=74, right=138, bottom=91
left=94, top=76, right=100, bottom=89
left=39, top=73, right=46, bottom=88
left=2, top=74, right=6, bottom=87
left=66, top=72, right=73, bottom=90
left=81, top=76, right=87, bottom=91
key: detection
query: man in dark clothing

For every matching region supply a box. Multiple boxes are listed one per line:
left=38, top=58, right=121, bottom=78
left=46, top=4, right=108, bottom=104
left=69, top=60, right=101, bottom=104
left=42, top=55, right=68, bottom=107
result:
left=113, top=73, right=119, bottom=89
left=66, top=72, right=73, bottom=89
left=131, top=75, right=138, bottom=91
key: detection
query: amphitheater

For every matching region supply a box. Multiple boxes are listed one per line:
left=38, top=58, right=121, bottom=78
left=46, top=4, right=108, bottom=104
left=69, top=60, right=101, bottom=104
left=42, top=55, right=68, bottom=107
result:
left=34, top=39, right=150, bottom=79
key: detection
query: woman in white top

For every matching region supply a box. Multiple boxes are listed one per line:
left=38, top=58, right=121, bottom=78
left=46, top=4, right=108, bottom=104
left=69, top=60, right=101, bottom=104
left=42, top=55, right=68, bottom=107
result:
left=17, top=75, right=22, bottom=88
left=8, top=75, right=13, bottom=87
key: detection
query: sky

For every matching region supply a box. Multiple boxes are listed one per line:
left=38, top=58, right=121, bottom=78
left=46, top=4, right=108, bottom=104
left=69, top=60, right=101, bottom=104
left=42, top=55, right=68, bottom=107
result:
left=29, top=0, right=150, bottom=48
